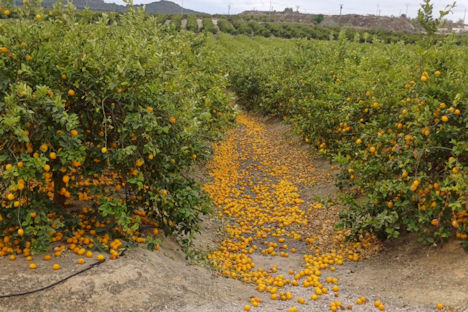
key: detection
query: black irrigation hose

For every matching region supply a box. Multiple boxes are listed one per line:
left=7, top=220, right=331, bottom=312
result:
left=0, top=247, right=128, bottom=299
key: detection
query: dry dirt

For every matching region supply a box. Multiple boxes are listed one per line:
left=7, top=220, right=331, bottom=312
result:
left=0, top=236, right=254, bottom=312
left=1, top=113, right=467, bottom=312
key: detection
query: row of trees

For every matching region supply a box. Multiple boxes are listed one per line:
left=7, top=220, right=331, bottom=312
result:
left=155, top=15, right=467, bottom=45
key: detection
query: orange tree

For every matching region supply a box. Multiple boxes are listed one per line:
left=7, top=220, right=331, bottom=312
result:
left=213, top=31, right=467, bottom=250
left=0, top=3, right=235, bottom=255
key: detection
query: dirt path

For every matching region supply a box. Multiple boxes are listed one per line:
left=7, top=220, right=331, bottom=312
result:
left=200, top=113, right=468, bottom=312
left=0, top=113, right=467, bottom=312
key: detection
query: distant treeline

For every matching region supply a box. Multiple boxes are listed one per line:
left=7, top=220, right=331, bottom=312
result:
left=158, top=14, right=468, bottom=45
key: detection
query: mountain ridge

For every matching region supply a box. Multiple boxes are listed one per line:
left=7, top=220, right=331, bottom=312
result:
left=12, top=0, right=202, bottom=14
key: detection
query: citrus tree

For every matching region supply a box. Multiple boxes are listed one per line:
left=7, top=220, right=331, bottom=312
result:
left=0, top=2, right=236, bottom=256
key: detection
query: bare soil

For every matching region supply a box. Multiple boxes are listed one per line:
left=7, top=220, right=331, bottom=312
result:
left=338, top=235, right=468, bottom=310
left=0, top=237, right=253, bottom=312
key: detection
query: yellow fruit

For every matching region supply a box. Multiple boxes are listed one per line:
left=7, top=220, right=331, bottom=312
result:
left=18, top=228, right=24, bottom=236
left=43, top=164, right=51, bottom=172
left=7, top=193, right=15, bottom=201
left=40, top=144, right=48, bottom=152
left=169, top=117, right=176, bottom=124
left=52, top=264, right=61, bottom=270
left=77, top=258, right=85, bottom=264
left=434, top=71, right=441, bottom=76
left=437, top=303, right=444, bottom=310
left=29, top=263, right=37, bottom=269
left=243, top=305, right=251, bottom=311
left=356, top=139, right=362, bottom=145
left=9, top=254, right=16, bottom=261
left=146, top=106, right=153, bottom=113
left=96, top=254, right=105, bottom=261
left=101, top=147, right=108, bottom=154
left=49, top=152, right=57, bottom=159
left=441, top=116, right=448, bottom=122
left=70, top=129, right=78, bottom=137
left=68, top=89, right=75, bottom=96
left=44, top=255, right=51, bottom=261
left=420, top=75, right=427, bottom=82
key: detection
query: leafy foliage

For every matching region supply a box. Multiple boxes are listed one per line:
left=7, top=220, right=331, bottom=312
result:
left=217, top=18, right=236, bottom=34
left=313, top=14, right=324, bottom=25
left=185, top=15, right=199, bottom=32
left=417, top=0, right=456, bottom=35
left=0, top=3, right=236, bottom=254
left=201, top=17, right=217, bottom=34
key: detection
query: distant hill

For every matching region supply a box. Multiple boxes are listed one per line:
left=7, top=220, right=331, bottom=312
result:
left=12, top=0, right=202, bottom=14
left=142, top=0, right=200, bottom=14
left=321, top=15, right=420, bottom=33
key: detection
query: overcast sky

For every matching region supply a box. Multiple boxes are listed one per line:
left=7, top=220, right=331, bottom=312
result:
left=183, top=0, right=466, bottom=20
left=108, top=0, right=468, bottom=21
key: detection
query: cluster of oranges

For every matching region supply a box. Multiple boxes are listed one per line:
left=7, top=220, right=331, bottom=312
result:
left=0, top=84, right=167, bottom=264
left=292, top=70, right=466, bottom=245
left=0, top=160, right=162, bottom=268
